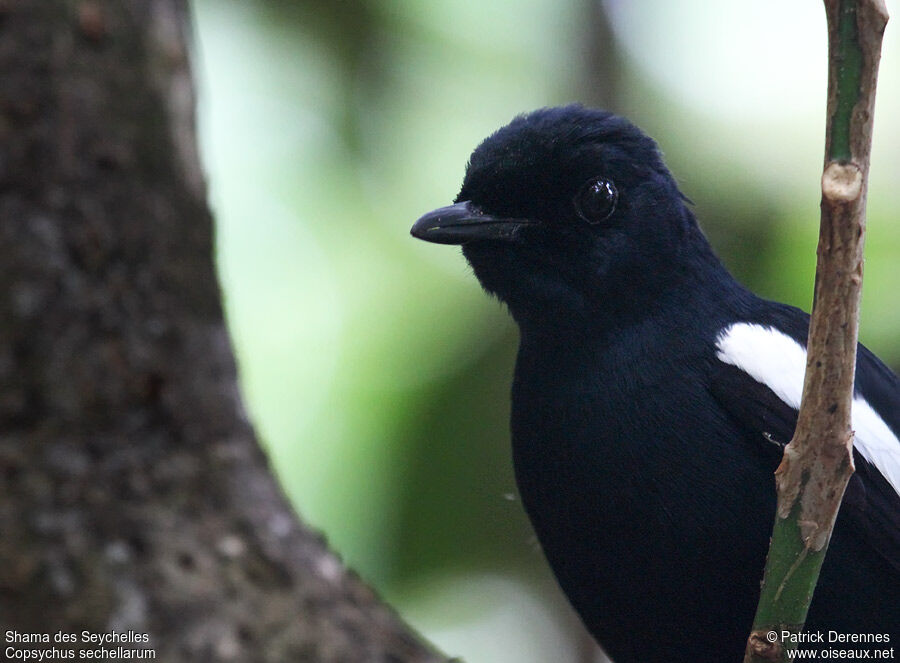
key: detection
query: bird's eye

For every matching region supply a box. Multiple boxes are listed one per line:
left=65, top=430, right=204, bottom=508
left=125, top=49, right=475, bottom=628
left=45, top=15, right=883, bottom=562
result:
left=574, top=177, right=618, bottom=224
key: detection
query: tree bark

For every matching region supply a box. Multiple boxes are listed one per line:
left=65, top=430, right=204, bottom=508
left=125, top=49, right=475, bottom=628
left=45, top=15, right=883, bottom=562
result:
left=0, top=1, right=446, bottom=661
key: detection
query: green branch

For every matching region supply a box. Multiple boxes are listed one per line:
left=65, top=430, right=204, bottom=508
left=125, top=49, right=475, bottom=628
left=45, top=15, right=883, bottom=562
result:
left=831, top=0, right=864, bottom=160
left=743, top=2, right=888, bottom=661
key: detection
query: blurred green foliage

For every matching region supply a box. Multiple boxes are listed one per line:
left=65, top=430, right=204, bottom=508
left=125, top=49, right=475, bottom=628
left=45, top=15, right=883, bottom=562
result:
left=193, top=1, right=900, bottom=659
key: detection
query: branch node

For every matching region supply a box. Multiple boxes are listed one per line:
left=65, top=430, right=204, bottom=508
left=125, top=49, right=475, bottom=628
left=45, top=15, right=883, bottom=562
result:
left=822, top=162, right=862, bottom=202
left=866, top=0, right=890, bottom=27
left=747, top=631, right=783, bottom=661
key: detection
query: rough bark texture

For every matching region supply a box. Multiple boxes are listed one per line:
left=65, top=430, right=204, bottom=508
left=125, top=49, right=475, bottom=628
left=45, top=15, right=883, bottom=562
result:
left=744, top=1, right=888, bottom=660
left=0, top=1, right=446, bottom=661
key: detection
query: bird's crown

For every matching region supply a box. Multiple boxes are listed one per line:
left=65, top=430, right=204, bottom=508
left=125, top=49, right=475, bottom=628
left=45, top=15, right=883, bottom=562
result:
left=457, top=104, right=671, bottom=221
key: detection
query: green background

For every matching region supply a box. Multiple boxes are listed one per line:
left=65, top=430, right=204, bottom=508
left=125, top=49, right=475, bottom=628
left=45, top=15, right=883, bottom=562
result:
left=192, top=1, right=900, bottom=660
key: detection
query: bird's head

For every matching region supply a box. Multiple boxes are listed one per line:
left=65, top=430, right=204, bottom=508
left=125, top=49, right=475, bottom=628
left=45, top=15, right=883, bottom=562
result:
left=412, top=105, right=707, bottom=329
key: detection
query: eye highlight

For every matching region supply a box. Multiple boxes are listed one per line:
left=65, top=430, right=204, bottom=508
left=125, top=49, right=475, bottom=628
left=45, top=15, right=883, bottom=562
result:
left=574, top=177, right=618, bottom=224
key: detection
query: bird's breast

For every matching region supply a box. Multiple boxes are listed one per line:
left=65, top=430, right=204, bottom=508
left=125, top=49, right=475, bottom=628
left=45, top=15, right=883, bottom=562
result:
left=508, top=338, right=775, bottom=660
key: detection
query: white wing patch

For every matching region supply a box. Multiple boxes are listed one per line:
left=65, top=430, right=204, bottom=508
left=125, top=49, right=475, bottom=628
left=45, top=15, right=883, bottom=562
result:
left=716, top=322, right=900, bottom=497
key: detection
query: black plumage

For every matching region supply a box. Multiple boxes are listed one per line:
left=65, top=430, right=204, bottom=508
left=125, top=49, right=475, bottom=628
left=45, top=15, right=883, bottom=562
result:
left=411, top=105, right=900, bottom=662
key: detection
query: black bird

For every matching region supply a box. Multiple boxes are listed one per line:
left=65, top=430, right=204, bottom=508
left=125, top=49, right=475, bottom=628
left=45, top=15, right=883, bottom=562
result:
left=411, top=106, right=900, bottom=662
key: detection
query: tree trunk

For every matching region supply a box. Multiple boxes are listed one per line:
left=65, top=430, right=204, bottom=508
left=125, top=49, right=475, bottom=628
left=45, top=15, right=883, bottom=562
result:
left=0, top=1, right=446, bottom=661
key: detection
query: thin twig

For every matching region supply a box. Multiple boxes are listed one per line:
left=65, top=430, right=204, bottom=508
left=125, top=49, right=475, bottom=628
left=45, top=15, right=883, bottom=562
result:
left=743, top=1, right=888, bottom=661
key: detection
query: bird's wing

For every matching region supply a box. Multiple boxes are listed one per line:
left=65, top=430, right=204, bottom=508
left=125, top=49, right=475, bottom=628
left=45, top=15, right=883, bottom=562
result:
left=709, top=320, right=900, bottom=572
left=853, top=341, right=900, bottom=492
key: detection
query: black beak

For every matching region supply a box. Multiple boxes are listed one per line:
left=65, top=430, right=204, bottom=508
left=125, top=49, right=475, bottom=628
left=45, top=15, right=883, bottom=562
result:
left=410, top=201, right=534, bottom=245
